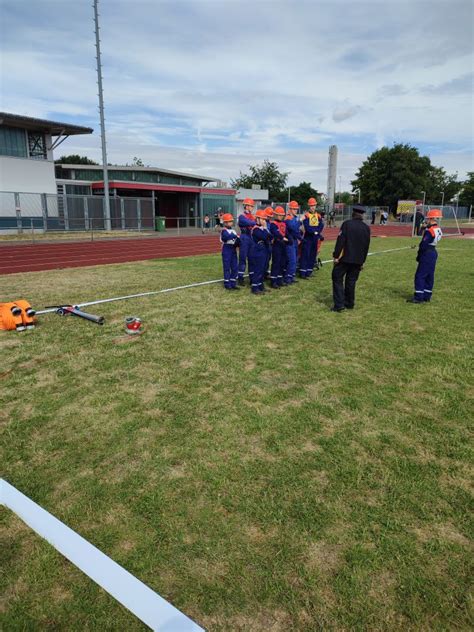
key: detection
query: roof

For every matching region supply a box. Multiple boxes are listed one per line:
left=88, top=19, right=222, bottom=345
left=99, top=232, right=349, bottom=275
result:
left=0, top=112, right=93, bottom=136
left=91, top=181, right=235, bottom=195
left=58, top=163, right=217, bottom=183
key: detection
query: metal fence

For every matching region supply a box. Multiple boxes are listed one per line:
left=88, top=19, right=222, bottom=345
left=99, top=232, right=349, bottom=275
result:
left=0, top=191, right=157, bottom=232
left=1, top=192, right=471, bottom=236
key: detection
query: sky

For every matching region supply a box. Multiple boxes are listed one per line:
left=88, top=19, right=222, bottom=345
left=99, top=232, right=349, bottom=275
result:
left=0, top=0, right=473, bottom=190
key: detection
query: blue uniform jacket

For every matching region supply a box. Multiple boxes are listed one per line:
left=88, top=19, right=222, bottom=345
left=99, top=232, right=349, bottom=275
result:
left=285, top=217, right=302, bottom=242
left=251, top=226, right=272, bottom=250
left=303, top=215, right=323, bottom=239
left=220, top=228, right=240, bottom=248
left=269, top=221, right=291, bottom=244
left=417, top=224, right=442, bottom=259
left=238, top=213, right=256, bottom=235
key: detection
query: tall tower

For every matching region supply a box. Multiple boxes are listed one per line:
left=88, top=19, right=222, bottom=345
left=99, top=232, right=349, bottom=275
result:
left=327, top=145, right=338, bottom=212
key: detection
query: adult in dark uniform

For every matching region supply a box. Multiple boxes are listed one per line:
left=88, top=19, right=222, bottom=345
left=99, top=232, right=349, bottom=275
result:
left=414, top=204, right=425, bottom=236
left=331, top=205, right=371, bottom=312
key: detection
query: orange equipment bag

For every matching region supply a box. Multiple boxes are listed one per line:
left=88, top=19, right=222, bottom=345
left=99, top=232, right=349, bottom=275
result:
left=0, top=302, right=25, bottom=331
left=15, top=299, right=36, bottom=329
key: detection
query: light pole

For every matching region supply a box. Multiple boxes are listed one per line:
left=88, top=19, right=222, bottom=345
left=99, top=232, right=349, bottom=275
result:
left=353, top=188, right=361, bottom=203
left=421, top=190, right=426, bottom=207
left=440, top=191, right=445, bottom=207
left=93, top=0, right=111, bottom=231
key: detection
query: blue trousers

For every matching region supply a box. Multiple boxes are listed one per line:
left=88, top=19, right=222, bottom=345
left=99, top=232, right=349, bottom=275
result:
left=249, top=247, right=267, bottom=292
left=284, top=241, right=297, bottom=283
left=414, top=250, right=438, bottom=301
left=300, top=236, right=317, bottom=277
left=238, top=234, right=253, bottom=281
left=222, top=246, right=238, bottom=288
left=270, top=242, right=285, bottom=287
left=265, top=246, right=272, bottom=279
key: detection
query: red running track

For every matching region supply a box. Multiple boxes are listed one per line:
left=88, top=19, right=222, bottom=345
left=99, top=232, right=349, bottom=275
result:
left=0, top=225, right=470, bottom=275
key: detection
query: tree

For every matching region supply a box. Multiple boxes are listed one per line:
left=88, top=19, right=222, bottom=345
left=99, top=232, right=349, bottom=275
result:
left=335, top=191, right=354, bottom=205
left=351, top=144, right=432, bottom=211
left=457, top=172, right=474, bottom=207
left=55, top=155, right=98, bottom=165
left=231, top=160, right=289, bottom=200
left=424, top=165, right=461, bottom=205
left=287, top=181, right=320, bottom=207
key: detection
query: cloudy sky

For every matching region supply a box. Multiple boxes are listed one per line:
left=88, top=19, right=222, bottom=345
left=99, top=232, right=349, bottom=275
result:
left=1, top=0, right=473, bottom=190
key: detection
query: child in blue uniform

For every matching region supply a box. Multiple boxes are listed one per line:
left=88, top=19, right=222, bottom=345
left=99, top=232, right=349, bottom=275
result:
left=237, top=198, right=256, bottom=285
left=407, top=209, right=443, bottom=303
left=249, top=209, right=272, bottom=294
left=220, top=213, right=240, bottom=291
left=264, top=207, right=274, bottom=279
left=284, top=201, right=301, bottom=284
left=299, top=198, right=323, bottom=278
left=269, top=206, right=289, bottom=288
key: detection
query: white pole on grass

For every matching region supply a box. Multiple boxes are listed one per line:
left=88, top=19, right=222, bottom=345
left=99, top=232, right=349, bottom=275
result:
left=93, top=0, right=112, bottom=232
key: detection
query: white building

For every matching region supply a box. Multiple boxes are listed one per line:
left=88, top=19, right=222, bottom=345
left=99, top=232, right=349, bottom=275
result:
left=235, top=188, right=269, bottom=213
left=0, top=112, right=93, bottom=194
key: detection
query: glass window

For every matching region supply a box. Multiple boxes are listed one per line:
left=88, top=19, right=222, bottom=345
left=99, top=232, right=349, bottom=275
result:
left=74, top=169, right=103, bottom=181
left=65, top=184, right=91, bottom=195
left=0, top=126, right=28, bottom=157
left=27, top=131, right=47, bottom=159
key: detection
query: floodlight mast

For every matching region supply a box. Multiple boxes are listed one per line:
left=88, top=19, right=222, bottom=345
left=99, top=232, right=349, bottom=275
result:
left=93, top=0, right=111, bottom=231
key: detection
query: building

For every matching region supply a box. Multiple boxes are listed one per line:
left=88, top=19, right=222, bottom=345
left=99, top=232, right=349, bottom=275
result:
left=55, top=164, right=236, bottom=227
left=0, top=112, right=93, bottom=194
left=235, top=188, right=269, bottom=213
left=0, top=111, right=236, bottom=231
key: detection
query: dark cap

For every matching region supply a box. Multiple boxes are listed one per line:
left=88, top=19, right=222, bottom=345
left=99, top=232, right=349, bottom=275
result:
left=352, top=205, right=366, bottom=214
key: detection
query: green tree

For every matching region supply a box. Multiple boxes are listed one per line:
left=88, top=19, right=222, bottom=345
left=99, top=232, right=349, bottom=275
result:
left=55, top=155, right=98, bottom=165
left=424, top=165, right=461, bottom=205
left=351, top=144, right=432, bottom=211
left=287, top=181, right=320, bottom=207
left=335, top=191, right=354, bottom=205
left=231, top=160, right=289, bottom=200
left=458, top=172, right=474, bottom=207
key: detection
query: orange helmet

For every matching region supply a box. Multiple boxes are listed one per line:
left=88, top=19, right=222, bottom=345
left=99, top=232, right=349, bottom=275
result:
left=426, top=208, right=442, bottom=219
left=308, top=197, right=317, bottom=206
left=255, top=209, right=267, bottom=219
left=273, top=206, right=285, bottom=216
left=222, top=213, right=234, bottom=222
left=289, top=200, right=299, bottom=210
left=243, top=198, right=255, bottom=207
left=264, top=207, right=274, bottom=218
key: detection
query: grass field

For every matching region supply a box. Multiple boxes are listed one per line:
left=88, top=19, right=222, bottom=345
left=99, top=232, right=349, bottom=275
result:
left=1, top=237, right=473, bottom=631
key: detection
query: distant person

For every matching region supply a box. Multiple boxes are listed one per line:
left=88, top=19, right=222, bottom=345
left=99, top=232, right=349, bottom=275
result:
left=380, top=210, right=388, bottom=225
left=371, top=209, right=376, bottom=225
left=202, top=214, right=210, bottom=233
left=331, top=205, right=371, bottom=312
left=415, top=207, right=425, bottom=235
left=407, top=209, right=442, bottom=303
left=328, top=208, right=336, bottom=227
left=214, top=208, right=223, bottom=230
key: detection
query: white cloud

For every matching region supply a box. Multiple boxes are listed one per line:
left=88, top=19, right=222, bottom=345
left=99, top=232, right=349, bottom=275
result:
left=0, top=0, right=472, bottom=189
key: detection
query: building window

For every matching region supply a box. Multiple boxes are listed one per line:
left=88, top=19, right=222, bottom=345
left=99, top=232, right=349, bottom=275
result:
left=27, top=131, right=47, bottom=159
left=65, top=184, right=92, bottom=195
left=0, top=126, right=28, bottom=157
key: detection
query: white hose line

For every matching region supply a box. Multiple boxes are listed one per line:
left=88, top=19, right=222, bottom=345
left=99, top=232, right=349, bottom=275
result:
left=36, top=245, right=412, bottom=315
left=0, top=479, right=204, bottom=632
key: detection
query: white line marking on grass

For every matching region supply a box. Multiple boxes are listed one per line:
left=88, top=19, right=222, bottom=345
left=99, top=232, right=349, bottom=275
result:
left=36, top=245, right=413, bottom=315
left=1, top=479, right=204, bottom=632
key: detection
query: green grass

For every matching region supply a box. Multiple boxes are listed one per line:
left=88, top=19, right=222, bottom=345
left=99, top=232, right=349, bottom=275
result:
left=1, top=237, right=473, bottom=631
